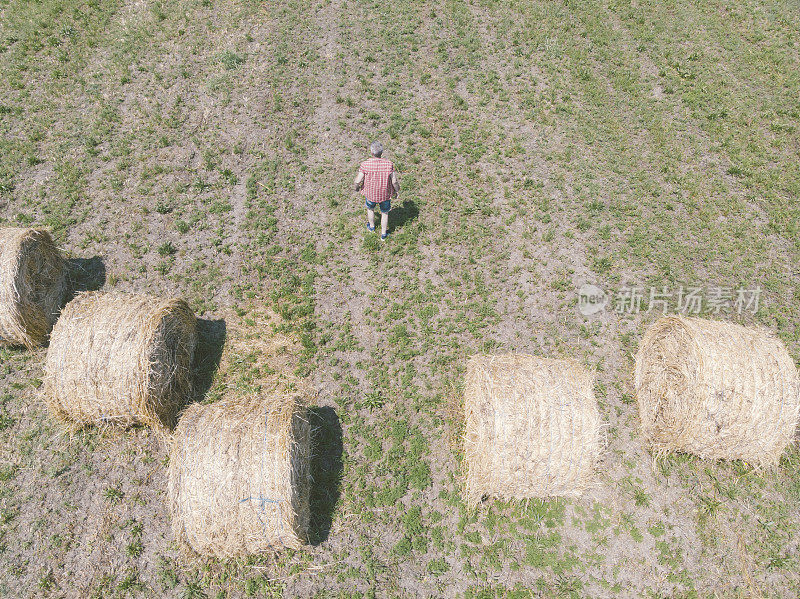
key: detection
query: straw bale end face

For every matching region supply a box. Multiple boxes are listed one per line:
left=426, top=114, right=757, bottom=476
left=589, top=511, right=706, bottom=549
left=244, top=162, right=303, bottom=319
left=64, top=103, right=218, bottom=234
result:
left=44, top=292, right=197, bottom=430
left=635, top=315, right=800, bottom=466
left=168, top=395, right=311, bottom=558
left=463, top=354, right=601, bottom=506
left=0, top=227, right=68, bottom=348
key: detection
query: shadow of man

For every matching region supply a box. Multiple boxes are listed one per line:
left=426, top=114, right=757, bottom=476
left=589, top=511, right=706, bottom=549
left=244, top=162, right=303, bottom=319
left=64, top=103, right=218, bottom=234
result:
left=390, top=199, right=419, bottom=232
left=308, top=405, right=343, bottom=545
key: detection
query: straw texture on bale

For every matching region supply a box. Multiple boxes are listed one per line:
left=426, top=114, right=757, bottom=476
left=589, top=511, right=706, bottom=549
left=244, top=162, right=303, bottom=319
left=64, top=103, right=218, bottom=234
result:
left=0, top=227, right=68, bottom=348
left=44, top=291, right=197, bottom=430
left=168, top=394, right=311, bottom=557
left=635, top=316, right=800, bottom=466
left=464, top=354, right=601, bottom=505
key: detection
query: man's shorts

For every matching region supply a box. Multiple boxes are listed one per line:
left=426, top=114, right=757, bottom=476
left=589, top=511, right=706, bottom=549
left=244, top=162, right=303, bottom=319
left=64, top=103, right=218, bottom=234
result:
left=365, top=199, right=391, bottom=214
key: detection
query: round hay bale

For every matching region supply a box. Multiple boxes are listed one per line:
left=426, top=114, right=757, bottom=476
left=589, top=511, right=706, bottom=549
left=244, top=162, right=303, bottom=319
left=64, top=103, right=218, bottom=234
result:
left=168, top=394, right=311, bottom=557
left=635, top=315, right=800, bottom=466
left=464, top=354, right=601, bottom=505
left=0, top=227, right=68, bottom=348
left=44, top=291, right=197, bottom=430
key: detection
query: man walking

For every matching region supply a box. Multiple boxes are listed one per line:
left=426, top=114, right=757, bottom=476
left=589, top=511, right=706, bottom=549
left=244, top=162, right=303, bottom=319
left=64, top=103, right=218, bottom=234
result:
left=354, top=141, right=399, bottom=240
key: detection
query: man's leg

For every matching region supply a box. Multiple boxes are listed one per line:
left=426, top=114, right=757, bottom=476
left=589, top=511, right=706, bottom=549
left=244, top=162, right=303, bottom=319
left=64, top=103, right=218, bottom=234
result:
left=379, top=200, right=391, bottom=238
left=367, top=207, right=376, bottom=230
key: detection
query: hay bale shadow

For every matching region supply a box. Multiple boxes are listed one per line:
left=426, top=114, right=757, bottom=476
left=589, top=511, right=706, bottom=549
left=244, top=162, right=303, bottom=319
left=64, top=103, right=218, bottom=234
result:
left=390, top=199, right=418, bottom=232
left=192, top=318, right=226, bottom=403
left=308, top=406, right=343, bottom=545
left=66, top=257, right=106, bottom=296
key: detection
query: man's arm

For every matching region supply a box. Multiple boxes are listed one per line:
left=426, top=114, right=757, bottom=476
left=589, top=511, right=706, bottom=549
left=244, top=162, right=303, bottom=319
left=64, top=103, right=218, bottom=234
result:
left=390, top=172, right=399, bottom=198
left=354, top=171, right=365, bottom=192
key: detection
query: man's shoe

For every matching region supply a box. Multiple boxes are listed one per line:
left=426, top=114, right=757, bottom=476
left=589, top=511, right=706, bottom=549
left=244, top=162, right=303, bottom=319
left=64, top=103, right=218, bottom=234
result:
left=381, top=232, right=389, bottom=241
left=367, top=223, right=375, bottom=232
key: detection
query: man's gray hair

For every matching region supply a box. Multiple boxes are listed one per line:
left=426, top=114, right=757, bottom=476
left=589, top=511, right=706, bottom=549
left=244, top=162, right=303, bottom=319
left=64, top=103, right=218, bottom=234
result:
left=370, top=141, right=383, bottom=157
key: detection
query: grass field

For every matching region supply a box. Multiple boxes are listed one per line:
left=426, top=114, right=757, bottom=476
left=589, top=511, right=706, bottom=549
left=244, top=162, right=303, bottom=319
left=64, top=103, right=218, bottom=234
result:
left=1, top=0, right=799, bottom=596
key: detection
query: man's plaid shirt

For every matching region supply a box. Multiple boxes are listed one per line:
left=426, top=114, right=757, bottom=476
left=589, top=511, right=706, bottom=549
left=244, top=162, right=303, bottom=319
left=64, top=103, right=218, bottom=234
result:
left=359, top=157, right=394, bottom=203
